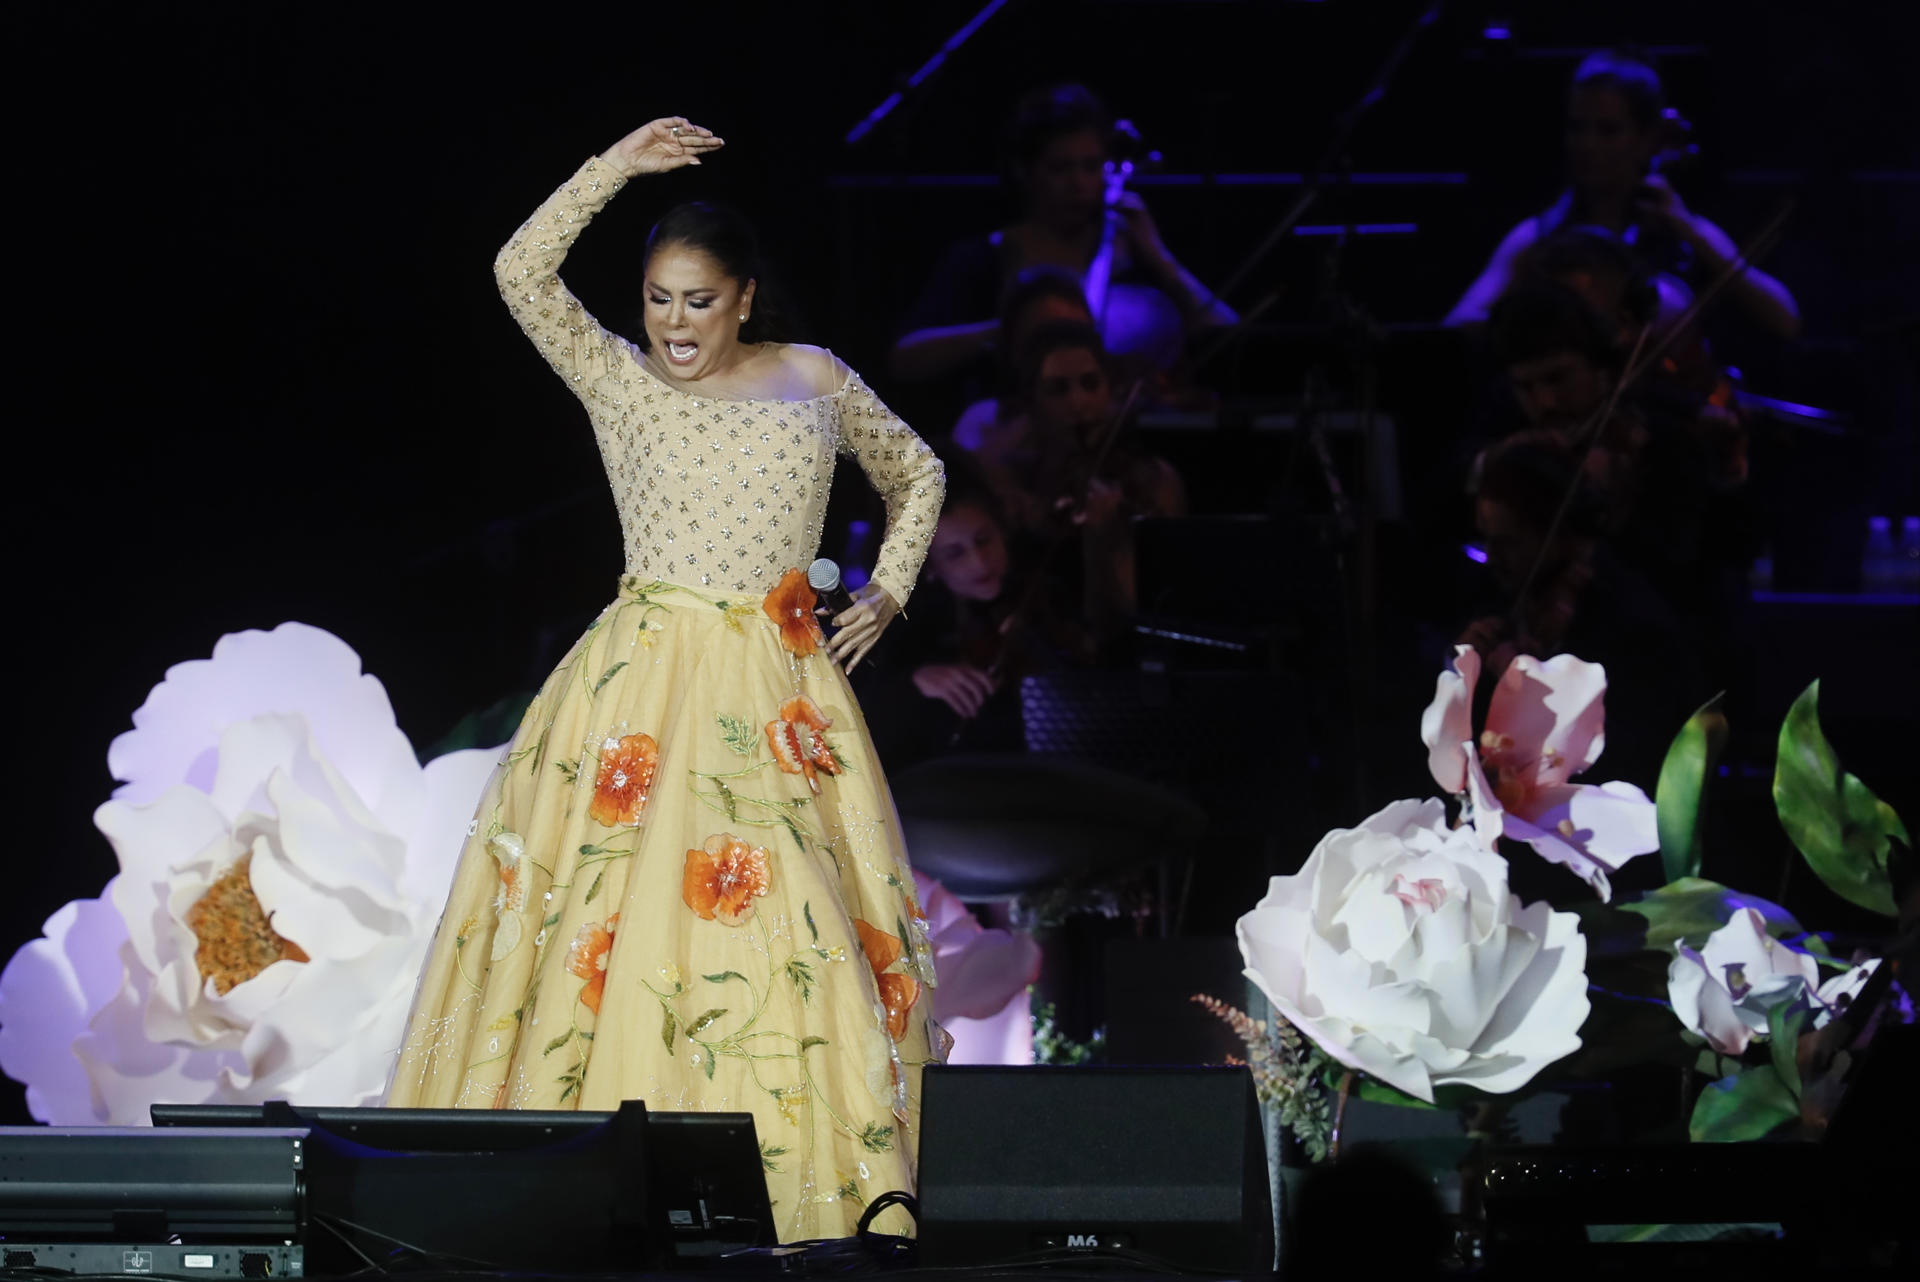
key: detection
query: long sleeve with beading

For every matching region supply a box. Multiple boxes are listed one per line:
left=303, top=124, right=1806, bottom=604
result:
left=833, top=370, right=945, bottom=609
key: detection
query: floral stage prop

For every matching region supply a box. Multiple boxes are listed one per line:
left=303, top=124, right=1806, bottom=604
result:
left=1205, top=648, right=1911, bottom=1157
left=0, top=625, right=499, bottom=1123
left=1, top=624, right=1042, bottom=1125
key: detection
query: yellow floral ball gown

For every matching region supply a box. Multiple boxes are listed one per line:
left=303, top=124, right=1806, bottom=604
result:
left=386, top=156, right=948, bottom=1241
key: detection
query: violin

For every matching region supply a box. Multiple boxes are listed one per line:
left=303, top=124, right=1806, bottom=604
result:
left=1082, top=120, right=1186, bottom=372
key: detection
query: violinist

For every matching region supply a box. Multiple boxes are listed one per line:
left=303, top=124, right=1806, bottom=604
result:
left=950, top=265, right=1096, bottom=450
left=956, top=319, right=1187, bottom=641
left=1459, top=430, right=1703, bottom=812
left=1513, top=224, right=1748, bottom=489
left=890, top=82, right=1236, bottom=399
left=1484, top=282, right=1753, bottom=679
left=1447, top=50, right=1800, bottom=342
left=850, top=465, right=1095, bottom=768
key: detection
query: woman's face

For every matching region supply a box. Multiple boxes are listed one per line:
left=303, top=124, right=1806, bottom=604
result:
left=642, top=243, right=756, bottom=381
left=1565, top=86, right=1657, bottom=196
left=1031, top=346, right=1112, bottom=441
left=1023, top=128, right=1107, bottom=233
left=928, top=503, right=1009, bottom=602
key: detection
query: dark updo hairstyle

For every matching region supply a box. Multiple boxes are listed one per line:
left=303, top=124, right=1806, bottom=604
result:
left=998, top=264, right=1091, bottom=335
left=937, top=450, right=1011, bottom=531
left=640, top=201, right=791, bottom=348
left=993, top=265, right=1092, bottom=396
left=1520, top=224, right=1660, bottom=327
left=1011, top=318, right=1108, bottom=406
left=1005, top=82, right=1110, bottom=177
left=1570, top=49, right=1666, bottom=131
left=1477, top=432, right=1609, bottom=541
left=1487, top=280, right=1620, bottom=373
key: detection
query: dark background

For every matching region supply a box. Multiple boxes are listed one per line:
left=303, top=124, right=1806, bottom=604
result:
left=8, top=1, right=1916, bottom=1123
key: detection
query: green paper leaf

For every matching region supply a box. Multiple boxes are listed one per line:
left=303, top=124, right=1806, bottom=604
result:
left=591, top=661, right=629, bottom=695
left=800, top=1035, right=828, bottom=1050
left=1615, top=877, right=1806, bottom=955
left=704, top=970, right=750, bottom=986
left=1774, top=681, right=1908, bottom=916
left=585, top=869, right=605, bottom=904
left=804, top=901, right=819, bottom=943
left=687, top=1008, right=727, bottom=1035
left=543, top=1033, right=570, bottom=1056
left=1689, top=1066, right=1800, bottom=1142
left=1656, top=694, right=1727, bottom=883
left=1767, top=1001, right=1812, bottom=1099
left=661, top=1008, right=678, bottom=1053
left=703, top=1052, right=716, bottom=1080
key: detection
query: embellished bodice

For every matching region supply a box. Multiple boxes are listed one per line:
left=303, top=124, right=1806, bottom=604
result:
left=493, top=157, right=944, bottom=605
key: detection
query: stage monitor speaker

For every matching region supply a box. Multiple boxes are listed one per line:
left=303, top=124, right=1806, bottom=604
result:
left=917, top=1065, right=1272, bottom=1273
left=152, top=1102, right=774, bottom=1272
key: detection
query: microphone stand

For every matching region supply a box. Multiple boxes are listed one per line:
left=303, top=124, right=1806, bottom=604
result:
left=1193, top=0, right=1446, bottom=377
left=1291, top=143, right=1387, bottom=817
left=1179, top=3, right=1446, bottom=818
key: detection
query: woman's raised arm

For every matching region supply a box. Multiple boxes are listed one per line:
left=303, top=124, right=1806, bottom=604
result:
left=492, top=118, right=725, bottom=387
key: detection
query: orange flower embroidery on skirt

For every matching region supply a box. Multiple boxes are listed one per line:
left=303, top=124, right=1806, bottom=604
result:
left=762, top=568, right=822, bottom=656
left=488, top=832, right=529, bottom=961
left=877, top=972, right=921, bottom=1043
left=565, top=913, right=621, bottom=1014
left=682, top=834, right=773, bottom=926
left=854, top=918, right=919, bottom=1041
left=766, top=695, right=843, bottom=794
left=589, top=733, right=659, bottom=827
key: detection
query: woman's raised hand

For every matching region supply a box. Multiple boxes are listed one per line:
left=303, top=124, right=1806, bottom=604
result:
left=602, top=117, right=724, bottom=179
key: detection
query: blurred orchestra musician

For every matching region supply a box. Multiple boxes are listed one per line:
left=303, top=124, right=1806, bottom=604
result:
left=953, top=319, right=1187, bottom=641
left=1447, top=50, right=1800, bottom=343
left=891, top=83, right=1236, bottom=404
left=949, top=265, right=1095, bottom=449
left=852, top=463, right=1091, bottom=768
left=1461, top=430, right=1703, bottom=805
left=1483, top=282, right=1754, bottom=684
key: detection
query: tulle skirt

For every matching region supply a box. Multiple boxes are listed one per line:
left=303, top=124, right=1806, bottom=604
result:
left=387, top=572, right=944, bottom=1241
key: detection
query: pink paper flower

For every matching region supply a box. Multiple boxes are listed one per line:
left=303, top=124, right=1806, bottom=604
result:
left=1421, top=645, right=1656, bottom=901
left=912, top=872, right=1040, bottom=1065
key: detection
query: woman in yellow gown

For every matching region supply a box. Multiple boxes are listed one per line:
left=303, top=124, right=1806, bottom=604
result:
left=387, top=117, right=948, bottom=1241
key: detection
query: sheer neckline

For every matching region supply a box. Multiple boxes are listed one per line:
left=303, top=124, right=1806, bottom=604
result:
left=636, top=346, right=849, bottom=406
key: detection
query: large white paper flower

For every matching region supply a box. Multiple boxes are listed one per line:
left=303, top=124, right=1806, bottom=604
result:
left=1238, top=798, right=1589, bottom=1104
left=0, top=624, right=496, bottom=1123
left=1664, top=908, right=1880, bottom=1056
left=1423, top=645, right=1657, bottom=901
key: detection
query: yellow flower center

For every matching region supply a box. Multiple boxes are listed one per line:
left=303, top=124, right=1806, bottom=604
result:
left=185, top=854, right=309, bottom=995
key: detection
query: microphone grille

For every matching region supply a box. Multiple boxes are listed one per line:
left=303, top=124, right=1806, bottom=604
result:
left=806, top=558, right=841, bottom=593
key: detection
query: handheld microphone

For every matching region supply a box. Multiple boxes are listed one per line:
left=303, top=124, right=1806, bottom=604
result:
left=808, top=557, right=856, bottom=614
left=808, top=558, right=881, bottom=669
